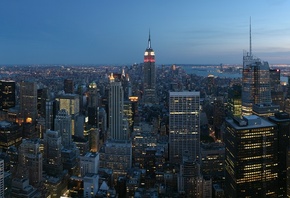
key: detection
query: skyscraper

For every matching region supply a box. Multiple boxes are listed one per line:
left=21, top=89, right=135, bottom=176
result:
left=20, top=81, right=37, bottom=123
left=56, top=94, right=79, bottom=135
left=54, top=109, right=72, bottom=149
left=43, top=130, right=63, bottom=176
left=88, top=82, right=99, bottom=127
left=64, top=79, right=74, bottom=94
left=18, top=139, right=43, bottom=188
left=169, top=91, right=200, bottom=163
left=108, top=73, right=128, bottom=141
left=0, top=80, right=15, bottom=110
left=227, top=84, right=242, bottom=117
left=268, top=112, right=290, bottom=197
left=242, top=21, right=277, bottom=116
left=224, top=115, right=278, bottom=197
left=143, top=31, right=156, bottom=104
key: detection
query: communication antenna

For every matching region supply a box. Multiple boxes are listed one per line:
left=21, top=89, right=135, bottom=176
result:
left=249, top=17, right=252, bottom=56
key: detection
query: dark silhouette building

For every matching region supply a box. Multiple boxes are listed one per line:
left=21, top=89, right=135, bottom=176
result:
left=0, top=80, right=15, bottom=110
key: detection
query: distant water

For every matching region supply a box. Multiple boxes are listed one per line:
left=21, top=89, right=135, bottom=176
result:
left=182, top=66, right=242, bottom=79
left=181, top=66, right=288, bottom=83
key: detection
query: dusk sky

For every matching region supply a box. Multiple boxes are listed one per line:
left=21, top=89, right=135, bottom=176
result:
left=0, top=0, right=290, bottom=65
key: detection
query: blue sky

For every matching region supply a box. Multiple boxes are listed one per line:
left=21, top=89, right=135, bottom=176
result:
left=0, top=0, right=289, bottom=65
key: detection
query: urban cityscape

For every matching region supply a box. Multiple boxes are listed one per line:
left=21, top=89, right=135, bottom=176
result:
left=0, top=25, right=290, bottom=197
left=1, top=1, right=290, bottom=198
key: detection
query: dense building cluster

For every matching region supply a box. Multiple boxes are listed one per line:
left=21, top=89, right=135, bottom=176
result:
left=0, top=32, right=290, bottom=198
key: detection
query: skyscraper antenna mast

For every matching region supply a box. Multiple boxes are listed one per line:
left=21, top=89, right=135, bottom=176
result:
left=148, top=29, right=151, bottom=49
left=250, top=17, right=252, bottom=57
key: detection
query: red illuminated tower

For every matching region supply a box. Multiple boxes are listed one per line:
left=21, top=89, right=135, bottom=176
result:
left=143, top=31, right=156, bottom=104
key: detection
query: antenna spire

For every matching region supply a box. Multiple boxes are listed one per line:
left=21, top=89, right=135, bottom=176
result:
left=148, top=29, right=151, bottom=49
left=250, top=17, right=252, bottom=56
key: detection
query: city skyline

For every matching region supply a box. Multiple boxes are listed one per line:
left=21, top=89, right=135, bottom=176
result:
left=0, top=0, right=290, bottom=65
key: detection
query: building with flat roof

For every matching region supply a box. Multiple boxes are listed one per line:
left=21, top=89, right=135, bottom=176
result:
left=224, top=115, right=278, bottom=197
left=169, top=91, right=200, bottom=164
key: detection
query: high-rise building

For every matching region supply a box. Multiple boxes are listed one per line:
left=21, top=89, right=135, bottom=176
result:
left=224, top=115, right=278, bottom=197
left=43, top=130, right=63, bottom=176
left=177, top=155, right=202, bottom=197
left=200, top=143, right=225, bottom=184
left=169, top=91, right=200, bottom=163
left=0, top=159, right=4, bottom=198
left=0, top=120, right=22, bottom=151
left=206, top=74, right=215, bottom=95
left=143, top=31, right=156, bottom=104
left=213, top=97, right=225, bottom=140
left=108, top=74, right=128, bottom=141
left=227, top=84, right=242, bottom=117
left=242, top=22, right=278, bottom=116
left=88, top=82, right=99, bottom=127
left=64, top=79, right=74, bottom=94
left=269, top=69, right=281, bottom=90
left=99, top=140, right=132, bottom=182
left=0, top=80, right=15, bottom=110
left=20, top=81, right=37, bottom=123
left=56, top=94, right=79, bottom=135
left=269, top=69, right=284, bottom=109
left=54, top=109, right=72, bottom=149
left=80, top=152, right=99, bottom=177
left=18, top=139, right=43, bottom=188
left=268, top=112, right=290, bottom=197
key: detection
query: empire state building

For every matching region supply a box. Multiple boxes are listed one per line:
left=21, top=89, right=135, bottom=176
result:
left=143, top=31, right=156, bottom=104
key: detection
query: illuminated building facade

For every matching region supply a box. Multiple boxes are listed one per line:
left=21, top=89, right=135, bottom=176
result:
left=20, top=81, right=37, bottom=123
left=99, top=140, right=132, bottom=182
left=227, top=84, right=242, bottom=117
left=200, top=143, right=225, bottom=184
left=224, top=115, right=278, bottom=197
left=56, top=94, right=79, bottom=135
left=0, top=120, right=22, bottom=151
left=169, top=91, right=200, bottom=164
left=242, top=57, right=272, bottom=115
left=0, top=80, right=15, bottom=110
left=242, top=22, right=274, bottom=115
left=143, top=32, right=156, bottom=104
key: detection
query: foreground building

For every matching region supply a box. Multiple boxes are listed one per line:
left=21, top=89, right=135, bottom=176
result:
left=224, top=115, right=278, bottom=197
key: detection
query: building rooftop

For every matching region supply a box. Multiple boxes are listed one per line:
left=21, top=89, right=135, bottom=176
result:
left=227, top=115, right=276, bottom=129
left=169, top=91, right=200, bottom=97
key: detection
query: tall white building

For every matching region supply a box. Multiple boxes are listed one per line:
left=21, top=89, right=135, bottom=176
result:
left=169, top=91, right=200, bottom=163
left=108, top=74, right=128, bottom=140
left=83, top=173, right=99, bottom=198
